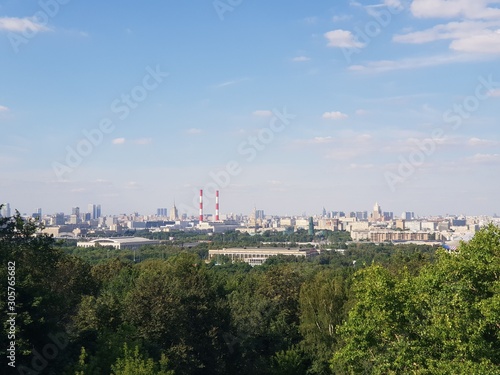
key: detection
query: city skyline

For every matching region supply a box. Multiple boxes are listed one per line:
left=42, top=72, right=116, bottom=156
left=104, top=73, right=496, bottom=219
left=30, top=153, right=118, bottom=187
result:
left=1, top=197, right=496, bottom=219
left=1, top=1, right=500, bottom=216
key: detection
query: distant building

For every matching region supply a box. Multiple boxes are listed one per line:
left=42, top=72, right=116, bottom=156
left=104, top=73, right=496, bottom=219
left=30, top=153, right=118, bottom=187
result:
left=0, top=203, right=11, bottom=218
left=356, top=211, right=368, bottom=220
left=402, top=211, right=414, bottom=221
left=295, top=219, right=309, bottom=230
left=396, top=219, right=406, bottom=230
left=280, top=217, right=295, bottom=227
left=209, top=247, right=319, bottom=266
left=77, top=237, right=160, bottom=250
left=157, top=208, right=168, bottom=217
left=317, top=219, right=341, bottom=231
left=53, top=213, right=65, bottom=225
left=69, top=214, right=80, bottom=224
left=170, top=204, right=179, bottom=221
left=372, top=202, right=382, bottom=221
left=88, top=204, right=101, bottom=220
left=452, top=219, right=467, bottom=227
left=369, top=231, right=430, bottom=243
left=406, top=221, right=422, bottom=231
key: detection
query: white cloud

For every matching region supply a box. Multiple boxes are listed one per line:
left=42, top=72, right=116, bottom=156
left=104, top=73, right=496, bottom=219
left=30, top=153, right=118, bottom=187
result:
left=450, top=29, right=500, bottom=53
left=384, top=0, right=403, bottom=8
left=394, top=21, right=499, bottom=44
left=468, top=137, right=498, bottom=146
left=388, top=3, right=500, bottom=66
left=186, top=128, right=202, bottom=135
left=294, top=136, right=335, bottom=146
left=292, top=56, right=311, bottom=62
left=112, top=138, right=126, bottom=144
left=0, top=17, right=51, bottom=33
left=349, top=53, right=477, bottom=73
left=355, top=109, right=369, bottom=116
left=0, top=105, right=9, bottom=112
left=252, top=110, right=273, bottom=117
left=311, top=136, right=335, bottom=144
left=323, top=111, right=349, bottom=120
left=324, top=29, right=366, bottom=48
left=410, top=0, right=500, bottom=20
left=465, top=153, right=500, bottom=164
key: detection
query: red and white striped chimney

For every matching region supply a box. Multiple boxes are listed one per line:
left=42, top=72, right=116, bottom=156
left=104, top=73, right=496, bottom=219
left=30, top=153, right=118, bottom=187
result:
left=215, top=190, right=220, bottom=222
left=199, top=189, right=203, bottom=222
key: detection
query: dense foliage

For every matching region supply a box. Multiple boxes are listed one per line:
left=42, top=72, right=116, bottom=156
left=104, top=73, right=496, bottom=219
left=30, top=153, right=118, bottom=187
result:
left=1, top=209, right=498, bottom=374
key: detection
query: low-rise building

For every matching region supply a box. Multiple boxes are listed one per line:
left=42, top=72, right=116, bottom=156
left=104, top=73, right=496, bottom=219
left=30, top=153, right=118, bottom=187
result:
left=370, top=231, right=430, bottom=243
left=209, top=247, right=318, bottom=266
left=77, top=237, right=159, bottom=250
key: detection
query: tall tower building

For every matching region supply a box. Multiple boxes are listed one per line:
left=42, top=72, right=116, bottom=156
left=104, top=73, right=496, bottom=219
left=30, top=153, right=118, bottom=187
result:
left=157, top=208, right=167, bottom=217
left=170, top=203, right=178, bottom=221
left=87, top=204, right=102, bottom=220
left=372, top=202, right=382, bottom=221
left=1, top=203, right=11, bottom=217
left=88, top=204, right=95, bottom=220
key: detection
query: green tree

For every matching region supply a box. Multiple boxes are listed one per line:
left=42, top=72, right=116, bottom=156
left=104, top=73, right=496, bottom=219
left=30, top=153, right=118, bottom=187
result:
left=299, top=270, right=348, bottom=374
left=331, top=224, right=500, bottom=374
left=0, top=209, right=95, bottom=373
left=123, top=254, right=229, bottom=374
left=110, top=344, right=174, bottom=375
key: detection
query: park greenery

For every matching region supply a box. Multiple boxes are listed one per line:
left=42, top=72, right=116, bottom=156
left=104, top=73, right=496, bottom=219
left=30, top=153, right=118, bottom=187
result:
left=1, top=208, right=499, bottom=374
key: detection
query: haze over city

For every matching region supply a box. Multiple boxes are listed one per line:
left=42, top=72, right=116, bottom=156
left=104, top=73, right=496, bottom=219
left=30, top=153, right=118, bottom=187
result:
left=1, top=0, right=500, bottom=216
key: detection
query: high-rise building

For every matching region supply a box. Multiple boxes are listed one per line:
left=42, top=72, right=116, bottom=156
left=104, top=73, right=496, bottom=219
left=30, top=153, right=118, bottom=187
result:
left=157, top=208, right=168, bottom=217
left=383, top=211, right=394, bottom=220
left=402, top=212, right=414, bottom=221
left=0, top=203, right=11, bottom=217
left=54, top=213, right=65, bottom=225
left=372, top=202, right=382, bottom=221
left=32, top=209, right=42, bottom=220
left=88, top=204, right=101, bottom=220
left=169, top=204, right=178, bottom=221
left=255, top=210, right=265, bottom=220
left=72, top=207, right=80, bottom=216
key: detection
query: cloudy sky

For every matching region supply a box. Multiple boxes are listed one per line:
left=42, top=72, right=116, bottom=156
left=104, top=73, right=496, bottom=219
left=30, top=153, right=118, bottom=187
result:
left=1, top=0, right=500, bottom=217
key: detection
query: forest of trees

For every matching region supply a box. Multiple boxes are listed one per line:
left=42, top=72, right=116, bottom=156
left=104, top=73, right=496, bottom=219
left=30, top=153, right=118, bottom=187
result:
left=1, top=209, right=499, bottom=374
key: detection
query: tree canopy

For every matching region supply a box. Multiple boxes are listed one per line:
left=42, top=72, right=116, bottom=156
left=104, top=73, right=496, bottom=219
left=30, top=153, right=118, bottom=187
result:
left=1, top=208, right=498, bottom=374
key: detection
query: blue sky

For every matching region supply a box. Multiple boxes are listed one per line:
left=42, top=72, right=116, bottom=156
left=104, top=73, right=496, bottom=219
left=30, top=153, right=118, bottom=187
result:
left=1, top=0, right=500, bottom=217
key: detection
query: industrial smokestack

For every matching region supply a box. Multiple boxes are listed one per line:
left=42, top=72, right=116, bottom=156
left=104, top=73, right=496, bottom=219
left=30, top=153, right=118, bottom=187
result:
left=215, top=190, right=220, bottom=222
left=199, top=189, right=203, bottom=222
